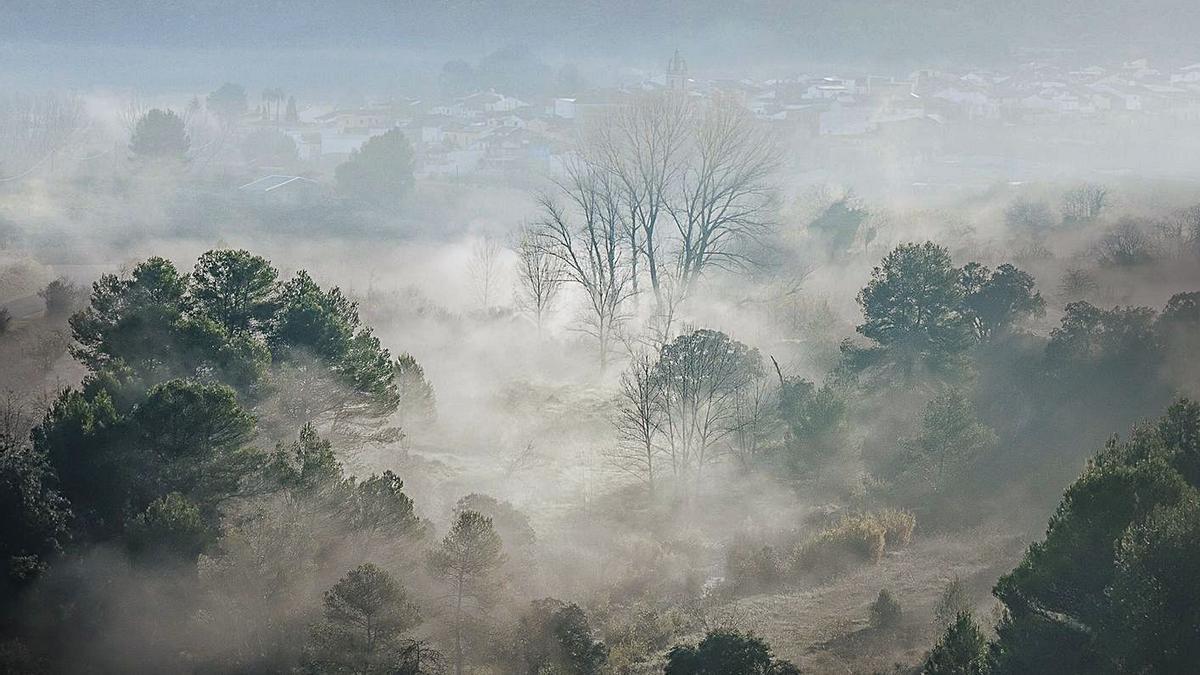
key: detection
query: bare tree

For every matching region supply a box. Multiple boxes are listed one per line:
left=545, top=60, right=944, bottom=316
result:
left=501, top=441, right=550, bottom=478
left=535, top=156, right=635, bottom=369
left=513, top=225, right=564, bottom=336
left=727, top=370, right=777, bottom=471
left=1059, top=268, right=1099, bottom=302
left=1004, top=198, right=1056, bottom=233
left=574, top=94, right=779, bottom=309
left=669, top=97, right=781, bottom=293
left=1096, top=218, right=1155, bottom=267
left=117, top=92, right=147, bottom=139
left=1176, top=203, right=1200, bottom=258
left=0, top=390, right=35, bottom=453
left=590, top=93, right=690, bottom=306
left=468, top=235, right=502, bottom=311
left=1062, top=183, right=1108, bottom=222
left=0, top=93, right=85, bottom=177
left=610, top=351, right=664, bottom=492
left=642, top=272, right=684, bottom=350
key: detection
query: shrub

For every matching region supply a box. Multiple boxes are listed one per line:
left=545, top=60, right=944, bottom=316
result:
left=876, top=508, right=916, bottom=548
left=0, top=308, right=10, bottom=335
left=792, top=514, right=886, bottom=575
left=726, top=540, right=783, bottom=592
left=870, top=589, right=902, bottom=629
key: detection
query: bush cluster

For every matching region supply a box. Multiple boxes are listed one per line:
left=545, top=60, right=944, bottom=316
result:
left=792, top=509, right=916, bottom=576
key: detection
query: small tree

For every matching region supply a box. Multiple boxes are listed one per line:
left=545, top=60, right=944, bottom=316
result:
left=923, top=612, right=988, bottom=675
left=933, top=576, right=972, bottom=630
left=1058, top=268, right=1098, bottom=302
left=241, top=128, right=299, bottom=166
left=610, top=351, right=664, bottom=492
left=659, top=329, right=763, bottom=480
left=509, top=599, right=607, bottom=675
left=513, top=224, right=564, bottom=336
left=899, top=390, right=997, bottom=494
left=305, top=563, right=422, bottom=674
left=38, top=277, right=80, bottom=318
left=777, top=376, right=846, bottom=476
left=129, top=109, right=190, bottom=160
left=534, top=159, right=635, bottom=369
left=870, top=589, right=902, bottom=630
left=428, top=510, right=505, bottom=675
left=336, top=128, right=415, bottom=206
left=0, top=443, right=71, bottom=594
left=126, top=492, right=209, bottom=563
left=24, top=329, right=70, bottom=373
left=1096, top=219, right=1155, bottom=267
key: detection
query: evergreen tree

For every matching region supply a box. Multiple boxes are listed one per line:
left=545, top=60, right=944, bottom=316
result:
left=129, top=109, right=190, bottom=160
left=923, top=612, right=987, bottom=675
left=304, top=563, right=422, bottom=674
left=428, top=510, right=505, bottom=675
left=335, top=128, right=415, bottom=206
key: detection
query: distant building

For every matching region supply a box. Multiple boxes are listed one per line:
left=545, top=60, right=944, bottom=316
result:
left=667, top=50, right=689, bottom=93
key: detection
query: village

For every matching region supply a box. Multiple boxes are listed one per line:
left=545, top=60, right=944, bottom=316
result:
left=218, top=52, right=1200, bottom=203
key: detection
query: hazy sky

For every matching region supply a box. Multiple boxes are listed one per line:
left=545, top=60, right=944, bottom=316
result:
left=5, top=1, right=1200, bottom=91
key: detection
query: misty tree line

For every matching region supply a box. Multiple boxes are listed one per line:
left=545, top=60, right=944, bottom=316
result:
left=0, top=250, right=515, bottom=673
left=594, top=231, right=1200, bottom=671
left=0, top=248, right=740, bottom=673
left=5, top=84, right=1200, bottom=673
left=29, top=82, right=419, bottom=213
left=525, top=93, right=779, bottom=367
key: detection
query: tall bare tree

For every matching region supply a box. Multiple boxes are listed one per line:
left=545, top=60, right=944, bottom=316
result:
left=535, top=156, right=635, bottom=369
left=590, top=93, right=690, bottom=306
left=670, top=98, right=780, bottom=292
left=583, top=94, right=778, bottom=304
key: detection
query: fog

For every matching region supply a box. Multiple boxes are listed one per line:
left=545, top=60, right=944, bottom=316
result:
left=1, top=3, right=1199, bottom=674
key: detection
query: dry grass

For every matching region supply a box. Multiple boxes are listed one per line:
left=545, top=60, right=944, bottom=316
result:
left=714, top=525, right=1028, bottom=673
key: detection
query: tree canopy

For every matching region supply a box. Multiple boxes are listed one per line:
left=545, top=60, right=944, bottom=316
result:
left=989, top=399, right=1200, bottom=673
left=665, top=630, right=800, bottom=675
left=335, top=128, right=415, bottom=206
left=129, top=109, right=190, bottom=160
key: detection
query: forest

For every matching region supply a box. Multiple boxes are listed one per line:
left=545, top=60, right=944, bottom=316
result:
left=2, top=5, right=1200, bottom=673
